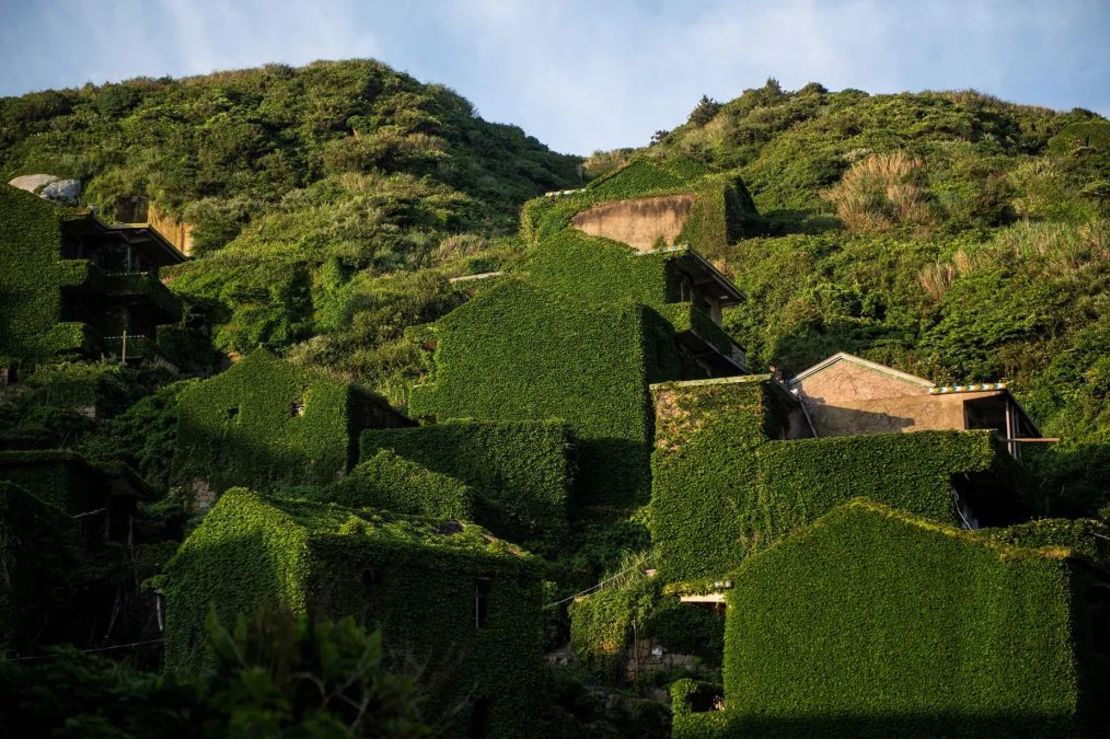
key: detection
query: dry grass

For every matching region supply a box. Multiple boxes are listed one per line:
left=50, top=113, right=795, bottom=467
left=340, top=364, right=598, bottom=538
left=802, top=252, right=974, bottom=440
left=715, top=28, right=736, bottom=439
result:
left=825, top=151, right=935, bottom=235
left=919, top=218, right=1109, bottom=301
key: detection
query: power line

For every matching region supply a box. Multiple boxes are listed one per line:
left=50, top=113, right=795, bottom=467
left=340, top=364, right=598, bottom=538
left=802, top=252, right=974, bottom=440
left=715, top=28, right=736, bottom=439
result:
left=4, top=638, right=164, bottom=663
left=543, top=555, right=651, bottom=610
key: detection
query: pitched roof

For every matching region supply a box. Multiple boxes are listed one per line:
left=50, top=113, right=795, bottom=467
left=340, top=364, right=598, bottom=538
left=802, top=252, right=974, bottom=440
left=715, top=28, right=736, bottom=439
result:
left=788, top=352, right=935, bottom=389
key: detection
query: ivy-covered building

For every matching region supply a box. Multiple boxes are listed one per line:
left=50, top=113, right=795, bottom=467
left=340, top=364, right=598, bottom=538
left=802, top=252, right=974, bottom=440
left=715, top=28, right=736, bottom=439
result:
left=171, top=349, right=412, bottom=508
left=410, top=158, right=755, bottom=508
left=672, top=499, right=1110, bottom=738
left=160, top=487, right=546, bottom=738
left=650, top=375, right=1022, bottom=582
left=0, top=184, right=185, bottom=368
left=0, top=449, right=151, bottom=543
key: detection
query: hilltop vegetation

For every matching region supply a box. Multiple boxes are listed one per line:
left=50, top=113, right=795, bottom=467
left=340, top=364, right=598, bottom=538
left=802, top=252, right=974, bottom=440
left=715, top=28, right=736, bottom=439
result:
left=1, top=68, right=1107, bottom=516
left=0, top=59, right=581, bottom=395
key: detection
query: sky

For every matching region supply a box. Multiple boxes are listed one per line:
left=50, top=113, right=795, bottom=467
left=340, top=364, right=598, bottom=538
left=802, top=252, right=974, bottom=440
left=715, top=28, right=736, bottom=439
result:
left=0, top=0, right=1107, bottom=155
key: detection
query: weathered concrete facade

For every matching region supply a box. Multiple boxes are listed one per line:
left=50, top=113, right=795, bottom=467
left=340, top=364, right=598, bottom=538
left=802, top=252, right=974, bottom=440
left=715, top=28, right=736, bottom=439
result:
left=570, top=194, right=695, bottom=252
left=789, top=353, right=1038, bottom=455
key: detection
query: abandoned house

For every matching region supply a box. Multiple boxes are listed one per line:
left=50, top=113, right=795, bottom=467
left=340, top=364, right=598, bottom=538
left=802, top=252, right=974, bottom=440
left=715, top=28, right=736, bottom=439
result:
left=788, top=352, right=1043, bottom=457
left=0, top=184, right=186, bottom=366
left=672, top=499, right=1110, bottom=737
left=160, top=487, right=545, bottom=738
left=170, top=349, right=413, bottom=508
left=0, top=449, right=151, bottom=544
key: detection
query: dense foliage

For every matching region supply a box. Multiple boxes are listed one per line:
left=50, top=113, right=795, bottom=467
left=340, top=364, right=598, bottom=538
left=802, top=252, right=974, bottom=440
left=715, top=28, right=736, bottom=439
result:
left=360, top=420, right=572, bottom=552
left=670, top=500, right=1105, bottom=738
left=160, top=487, right=545, bottom=737
left=409, top=279, right=665, bottom=508
left=171, top=349, right=405, bottom=503
left=650, top=377, right=1010, bottom=581
left=324, top=449, right=474, bottom=519
left=0, top=609, right=430, bottom=738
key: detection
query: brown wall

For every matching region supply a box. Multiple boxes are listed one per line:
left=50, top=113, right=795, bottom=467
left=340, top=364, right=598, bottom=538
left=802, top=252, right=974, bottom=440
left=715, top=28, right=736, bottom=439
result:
left=148, top=205, right=194, bottom=257
left=570, top=194, right=695, bottom=252
left=794, top=360, right=1001, bottom=437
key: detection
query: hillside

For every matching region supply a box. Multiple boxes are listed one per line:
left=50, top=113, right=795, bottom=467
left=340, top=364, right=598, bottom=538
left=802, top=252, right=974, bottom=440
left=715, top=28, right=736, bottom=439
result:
left=0, top=59, right=581, bottom=389
left=3, top=63, right=1110, bottom=737
left=2, top=68, right=1106, bottom=516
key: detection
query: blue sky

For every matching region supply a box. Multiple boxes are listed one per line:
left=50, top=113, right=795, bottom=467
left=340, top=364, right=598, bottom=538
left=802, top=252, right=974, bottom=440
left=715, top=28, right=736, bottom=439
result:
left=1, top=0, right=1107, bottom=155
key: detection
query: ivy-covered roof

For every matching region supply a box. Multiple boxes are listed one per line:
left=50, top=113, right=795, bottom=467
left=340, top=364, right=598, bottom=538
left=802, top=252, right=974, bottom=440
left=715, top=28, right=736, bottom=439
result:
left=228, top=487, right=537, bottom=564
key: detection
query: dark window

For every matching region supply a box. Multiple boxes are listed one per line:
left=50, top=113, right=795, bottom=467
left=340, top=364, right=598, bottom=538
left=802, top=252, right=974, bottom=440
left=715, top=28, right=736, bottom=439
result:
left=474, top=578, right=490, bottom=629
left=469, top=698, right=492, bottom=739
left=1091, top=586, right=1110, bottom=657
left=361, top=568, right=380, bottom=626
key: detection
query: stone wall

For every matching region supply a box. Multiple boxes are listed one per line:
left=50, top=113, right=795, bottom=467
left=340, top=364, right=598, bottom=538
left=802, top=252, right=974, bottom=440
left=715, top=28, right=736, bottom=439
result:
left=570, top=194, right=695, bottom=252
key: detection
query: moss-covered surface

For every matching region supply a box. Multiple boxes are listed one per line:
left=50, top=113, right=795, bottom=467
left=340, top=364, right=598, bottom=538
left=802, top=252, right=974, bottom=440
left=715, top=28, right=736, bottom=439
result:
left=650, top=375, right=1009, bottom=581
left=160, top=487, right=545, bottom=737
left=171, top=349, right=406, bottom=502
left=360, top=419, right=572, bottom=551
left=669, top=499, right=1105, bottom=738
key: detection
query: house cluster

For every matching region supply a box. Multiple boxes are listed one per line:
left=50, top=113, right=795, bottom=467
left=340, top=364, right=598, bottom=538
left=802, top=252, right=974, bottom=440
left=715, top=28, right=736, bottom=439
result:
left=2, top=157, right=1107, bottom=738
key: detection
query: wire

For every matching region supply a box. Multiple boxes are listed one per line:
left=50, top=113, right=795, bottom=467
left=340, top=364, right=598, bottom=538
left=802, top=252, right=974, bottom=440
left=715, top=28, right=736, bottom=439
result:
left=543, top=555, right=651, bottom=610
left=4, top=638, right=164, bottom=662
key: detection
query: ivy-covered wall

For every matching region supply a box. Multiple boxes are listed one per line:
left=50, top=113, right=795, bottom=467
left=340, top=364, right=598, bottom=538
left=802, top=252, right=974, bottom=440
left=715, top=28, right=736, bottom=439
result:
left=0, top=186, right=69, bottom=362
left=360, top=419, right=572, bottom=551
left=409, top=280, right=660, bottom=509
left=650, top=375, right=1010, bottom=581
left=161, top=487, right=545, bottom=738
left=0, top=481, right=80, bottom=653
left=171, top=349, right=408, bottom=505
left=519, top=157, right=760, bottom=254
left=0, top=449, right=100, bottom=514
left=650, top=377, right=785, bottom=581
left=682, top=499, right=1103, bottom=738
left=324, top=449, right=474, bottom=520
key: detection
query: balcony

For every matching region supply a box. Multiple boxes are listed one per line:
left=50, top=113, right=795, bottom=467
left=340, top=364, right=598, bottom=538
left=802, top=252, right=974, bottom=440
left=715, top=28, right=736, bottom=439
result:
left=58, top=260, right=181, bottom=322
left=658, top=302, right=746, bottom=374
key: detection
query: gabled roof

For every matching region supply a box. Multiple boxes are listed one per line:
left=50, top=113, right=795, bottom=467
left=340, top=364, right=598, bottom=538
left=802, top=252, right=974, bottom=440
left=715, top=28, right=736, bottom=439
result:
left=788, top=352, right=934, bottom=389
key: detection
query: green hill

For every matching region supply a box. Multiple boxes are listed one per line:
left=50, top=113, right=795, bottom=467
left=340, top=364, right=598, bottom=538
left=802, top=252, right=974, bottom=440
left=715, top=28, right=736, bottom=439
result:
left=2, top=68, right=1107, bottom=515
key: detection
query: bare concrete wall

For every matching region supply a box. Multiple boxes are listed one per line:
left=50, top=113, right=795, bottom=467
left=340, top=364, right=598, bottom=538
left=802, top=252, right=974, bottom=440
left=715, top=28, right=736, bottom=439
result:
left=571, top=194, right=695, bottom=252
left=794, top=360, right=1001, bottom=436
left=149, top=205, right=194, bottom=257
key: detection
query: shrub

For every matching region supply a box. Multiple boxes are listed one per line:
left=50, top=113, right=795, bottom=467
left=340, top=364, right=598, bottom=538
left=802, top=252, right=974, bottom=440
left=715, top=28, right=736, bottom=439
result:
left=824, top=151, right=935, bottom=234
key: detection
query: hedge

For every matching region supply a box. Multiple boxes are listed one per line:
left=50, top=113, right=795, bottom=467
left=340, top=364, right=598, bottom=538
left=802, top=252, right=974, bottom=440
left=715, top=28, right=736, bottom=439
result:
left=0, top=481, right=80, bottom=653
left=360, top=419, right=572, bottom=552
left=705, top=499, right=1101, bottom=738
left=409, top=279, right=662, bottom=508
left=171, top=349, right=407, bottom=504
left=323, top=449, right=474, bottom=520
left=159, top=487, right=545, bottom=737
left=650, top=374, right=1010, bottom=581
